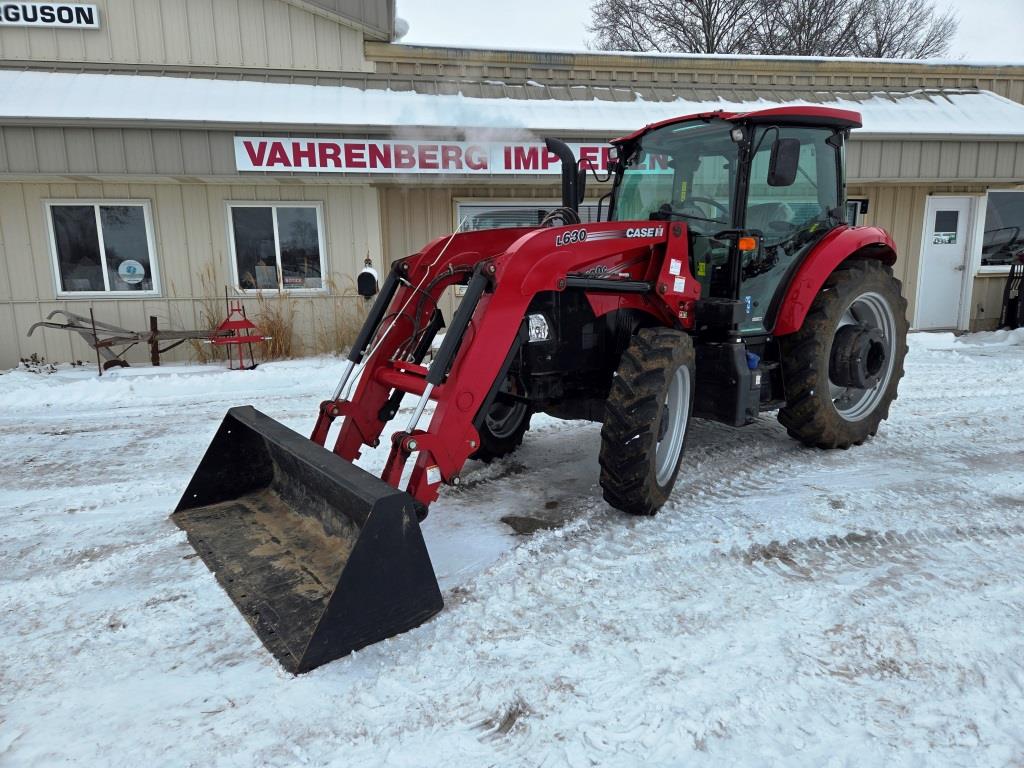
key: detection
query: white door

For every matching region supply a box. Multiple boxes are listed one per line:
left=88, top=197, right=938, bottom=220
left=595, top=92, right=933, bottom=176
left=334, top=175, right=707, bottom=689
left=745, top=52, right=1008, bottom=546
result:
left=916, top=196, right=972, bottom=330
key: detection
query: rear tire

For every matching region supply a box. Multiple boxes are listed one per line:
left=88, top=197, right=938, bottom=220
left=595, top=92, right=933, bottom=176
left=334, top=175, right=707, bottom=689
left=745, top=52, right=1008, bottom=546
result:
left=600, top=328, right=695, bottom=516
left=778, top=259, right=908, bottom=448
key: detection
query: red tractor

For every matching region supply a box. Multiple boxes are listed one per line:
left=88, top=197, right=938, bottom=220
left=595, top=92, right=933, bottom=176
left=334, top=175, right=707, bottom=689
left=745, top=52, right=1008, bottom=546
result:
left=174, top=106, right=908, bottom=673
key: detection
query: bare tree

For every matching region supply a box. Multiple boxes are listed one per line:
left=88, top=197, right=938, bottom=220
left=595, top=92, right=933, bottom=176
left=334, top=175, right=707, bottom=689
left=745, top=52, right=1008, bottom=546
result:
left=588, top=0, right=666, bottom=52
left=588, top=0, right=959, bottom=58
left=753, top=0, right=869, bottom=56
left=588, top=0, right=759, bottom=54
left=855, top=0, right=959, bottom=58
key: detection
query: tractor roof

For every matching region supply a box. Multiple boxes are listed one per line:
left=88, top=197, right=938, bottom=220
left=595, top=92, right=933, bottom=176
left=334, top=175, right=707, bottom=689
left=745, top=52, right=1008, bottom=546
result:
left=612, top=106, right=863, bottom=143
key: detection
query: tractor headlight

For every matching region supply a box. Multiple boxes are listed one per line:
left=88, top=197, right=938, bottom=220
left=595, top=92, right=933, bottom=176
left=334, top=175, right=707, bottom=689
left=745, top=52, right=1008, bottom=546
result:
left=527, top=313, right=551, bottom=343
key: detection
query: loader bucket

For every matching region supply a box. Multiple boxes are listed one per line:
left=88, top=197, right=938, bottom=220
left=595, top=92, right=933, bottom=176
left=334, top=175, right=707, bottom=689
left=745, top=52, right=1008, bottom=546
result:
left=172, top=406, right=443, bottom=674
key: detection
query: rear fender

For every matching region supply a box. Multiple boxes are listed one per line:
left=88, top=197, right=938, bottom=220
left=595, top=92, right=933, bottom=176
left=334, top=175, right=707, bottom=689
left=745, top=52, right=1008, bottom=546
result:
left=772, top=226, right=897, bottom=336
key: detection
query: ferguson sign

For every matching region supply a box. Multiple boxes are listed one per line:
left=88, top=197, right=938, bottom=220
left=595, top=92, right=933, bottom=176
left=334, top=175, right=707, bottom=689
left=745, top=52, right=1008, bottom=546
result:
left=234, top=137, right=620, bottom=175
left=0, top=3, right=99, bottom=27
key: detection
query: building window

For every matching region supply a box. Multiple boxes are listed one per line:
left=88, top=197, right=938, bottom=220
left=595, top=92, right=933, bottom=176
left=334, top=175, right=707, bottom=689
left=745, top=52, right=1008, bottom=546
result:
left=46, top=201, right=158, bottom=295
left=457, top=201, right=604, bottom=231
left=847, top=198, right=869, bottom=226
left=228, top=203, right=326, bottom=291
left=981, top=191, right=1024, bottom=267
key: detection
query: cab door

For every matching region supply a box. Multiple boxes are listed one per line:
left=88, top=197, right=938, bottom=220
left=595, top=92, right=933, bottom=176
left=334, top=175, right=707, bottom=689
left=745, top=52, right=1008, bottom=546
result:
left=742, top=126, right=842, bottom=334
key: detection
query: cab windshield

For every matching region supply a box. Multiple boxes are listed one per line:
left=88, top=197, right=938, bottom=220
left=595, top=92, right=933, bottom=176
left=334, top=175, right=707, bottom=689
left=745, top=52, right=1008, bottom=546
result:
left=611, top=118, right=737, bottom=234
left=611, top=117, right=843, bottom=334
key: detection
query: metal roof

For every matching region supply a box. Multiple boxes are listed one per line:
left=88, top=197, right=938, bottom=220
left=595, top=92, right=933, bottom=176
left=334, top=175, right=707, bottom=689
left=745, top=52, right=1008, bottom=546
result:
left=378, top=42, right=1024, bottom=71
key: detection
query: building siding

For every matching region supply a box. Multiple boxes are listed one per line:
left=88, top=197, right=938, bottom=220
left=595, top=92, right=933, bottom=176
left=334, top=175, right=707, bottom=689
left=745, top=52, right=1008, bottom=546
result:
left=848, top=182, right=1018, bottom=330
left=2, top=176, right=1019, bottom=368
left=970, top=275, right=1010, bottom=329
left=0, top=179, right=384, bottom=366
left=296, top=0, right=393, bottom=41
left=847, top=140, right=1024, bottom=183
left=0, top=0, right=371, bottom=72
left=4, top=126, right=1024, bottom=186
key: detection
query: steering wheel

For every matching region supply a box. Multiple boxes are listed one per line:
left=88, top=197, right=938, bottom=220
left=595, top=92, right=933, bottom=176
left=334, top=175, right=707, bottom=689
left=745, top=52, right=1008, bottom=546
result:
left=680, top=196, right=729, bottom=218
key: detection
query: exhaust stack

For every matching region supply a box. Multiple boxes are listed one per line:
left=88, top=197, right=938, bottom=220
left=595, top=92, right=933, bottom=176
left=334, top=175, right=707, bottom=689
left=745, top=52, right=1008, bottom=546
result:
left=545, top=138, right=580, bottom=213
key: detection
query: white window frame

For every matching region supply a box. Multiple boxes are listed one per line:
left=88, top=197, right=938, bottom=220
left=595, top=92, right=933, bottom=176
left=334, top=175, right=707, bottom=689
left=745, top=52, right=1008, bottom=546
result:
left=847, top=197, right=870, bottom=226
left=45, top=199, right=161, bottom=298
left=226, top=201, right=328, bottom=294
left=454, top=198, right=604, bottom=231
left=972, top=189, right=1024, bottom=276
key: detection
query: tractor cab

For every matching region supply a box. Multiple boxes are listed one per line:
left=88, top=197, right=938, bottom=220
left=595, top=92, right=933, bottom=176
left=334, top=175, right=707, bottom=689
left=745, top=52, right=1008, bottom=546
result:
left=607, top=108, right=861, bottom=335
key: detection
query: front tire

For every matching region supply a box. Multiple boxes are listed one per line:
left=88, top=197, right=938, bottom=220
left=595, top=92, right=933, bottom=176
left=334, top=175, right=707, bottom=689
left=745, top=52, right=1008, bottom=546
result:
left=600, top=328, right=695, bottom=516
left=471, top=377, right=531, bottom=463
left=778, top=259, right=908, bottom=448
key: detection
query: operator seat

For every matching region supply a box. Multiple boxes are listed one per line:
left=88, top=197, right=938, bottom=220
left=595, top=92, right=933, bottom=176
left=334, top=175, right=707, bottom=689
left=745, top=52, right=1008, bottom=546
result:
left=746, top=202, right=795, bottom=236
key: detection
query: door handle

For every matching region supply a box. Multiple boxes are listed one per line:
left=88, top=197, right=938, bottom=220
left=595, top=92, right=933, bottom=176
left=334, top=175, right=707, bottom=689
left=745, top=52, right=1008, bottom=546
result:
left=954, top=265, right=965, bottom=271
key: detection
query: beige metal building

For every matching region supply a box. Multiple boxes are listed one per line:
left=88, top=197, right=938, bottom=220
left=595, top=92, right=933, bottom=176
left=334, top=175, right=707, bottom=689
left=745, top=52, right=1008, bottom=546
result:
left=1, top=0, right=1023, bottom=369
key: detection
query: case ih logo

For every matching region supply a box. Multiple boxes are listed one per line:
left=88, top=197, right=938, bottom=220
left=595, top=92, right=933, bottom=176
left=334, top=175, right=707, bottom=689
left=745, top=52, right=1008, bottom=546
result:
left=235, top=137, right=616, bottom=176
left=0, top=3, right=99, bottom=27
left=626, top=226, right=666, bottom=238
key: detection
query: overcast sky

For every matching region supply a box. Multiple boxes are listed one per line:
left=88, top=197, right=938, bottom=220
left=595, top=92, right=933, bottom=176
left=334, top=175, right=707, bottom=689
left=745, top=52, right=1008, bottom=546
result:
left=396, top=0, right=1023, bottom=63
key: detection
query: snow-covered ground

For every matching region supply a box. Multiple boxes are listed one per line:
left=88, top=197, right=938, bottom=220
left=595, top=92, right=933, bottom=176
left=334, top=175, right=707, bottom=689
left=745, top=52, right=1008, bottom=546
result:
left=1, top=330, right=1023, bottom=766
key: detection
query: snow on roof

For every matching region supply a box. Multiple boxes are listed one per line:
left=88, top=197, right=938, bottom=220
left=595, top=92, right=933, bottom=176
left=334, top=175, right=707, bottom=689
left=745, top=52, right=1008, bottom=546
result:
left=0, top=69, right=1023, bottom=139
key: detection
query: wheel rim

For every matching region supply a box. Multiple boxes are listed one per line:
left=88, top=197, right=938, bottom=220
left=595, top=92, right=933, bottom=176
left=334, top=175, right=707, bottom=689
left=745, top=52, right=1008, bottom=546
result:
left=484, top=399, right=528, bottom=439
left=655, top=366, right=690, bottom=486
left=828, top=291, right=897, bottom=422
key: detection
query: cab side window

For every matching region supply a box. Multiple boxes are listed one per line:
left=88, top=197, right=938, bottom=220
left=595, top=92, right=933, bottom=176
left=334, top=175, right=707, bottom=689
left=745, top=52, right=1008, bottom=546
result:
left=740, top=127, right=841, bottom=332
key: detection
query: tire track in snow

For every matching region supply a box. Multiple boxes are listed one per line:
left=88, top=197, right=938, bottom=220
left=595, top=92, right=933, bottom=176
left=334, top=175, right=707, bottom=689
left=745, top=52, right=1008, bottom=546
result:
left=453, top=522, right=1024, bottom=763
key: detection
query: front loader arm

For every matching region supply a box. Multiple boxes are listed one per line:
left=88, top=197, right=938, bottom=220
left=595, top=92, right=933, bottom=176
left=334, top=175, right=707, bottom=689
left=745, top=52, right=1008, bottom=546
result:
left=315, top=222, right=694, bottom=512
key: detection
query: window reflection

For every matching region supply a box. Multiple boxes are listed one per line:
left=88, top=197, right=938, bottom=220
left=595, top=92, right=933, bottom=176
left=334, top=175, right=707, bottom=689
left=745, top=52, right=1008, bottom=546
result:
left=230, top=205, right=325, bottom=291
left=982, top=192, right=1024, bottom=266
left=50, top=203, right=155, bottom=294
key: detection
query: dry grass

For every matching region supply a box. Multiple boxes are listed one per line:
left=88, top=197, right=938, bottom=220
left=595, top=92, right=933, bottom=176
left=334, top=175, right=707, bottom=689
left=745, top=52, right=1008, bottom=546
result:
left=185, top=264, right=230, bottom=364
left=254, top=291, right=300, bottom=360
left=175, top=265, right=372, bottom=364
left=315, top=275, right=370, bottom=356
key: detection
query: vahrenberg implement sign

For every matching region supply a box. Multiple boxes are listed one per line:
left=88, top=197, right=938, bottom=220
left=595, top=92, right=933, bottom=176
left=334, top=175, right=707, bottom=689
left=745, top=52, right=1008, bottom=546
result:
left=0, top=3, right=99, bottom=27
left=235, top=137, right=624, bottom=175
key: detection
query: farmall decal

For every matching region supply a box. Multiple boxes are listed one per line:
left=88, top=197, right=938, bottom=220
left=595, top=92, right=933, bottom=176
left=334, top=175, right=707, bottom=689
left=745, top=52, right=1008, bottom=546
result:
left=0, top=3, right=99, bottom=27
left=235, top=137, right=618, bottom=176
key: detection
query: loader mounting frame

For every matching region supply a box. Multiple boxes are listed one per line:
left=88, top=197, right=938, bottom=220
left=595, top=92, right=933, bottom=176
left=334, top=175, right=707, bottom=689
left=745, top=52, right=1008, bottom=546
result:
left=310, top=221, right=698, bottom=511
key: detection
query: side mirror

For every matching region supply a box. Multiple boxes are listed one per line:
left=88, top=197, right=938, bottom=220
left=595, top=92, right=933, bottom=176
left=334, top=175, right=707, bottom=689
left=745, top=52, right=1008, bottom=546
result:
left=767, top=138, right=801, bottom=187
left=607, top=144, right=627, bottom=177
